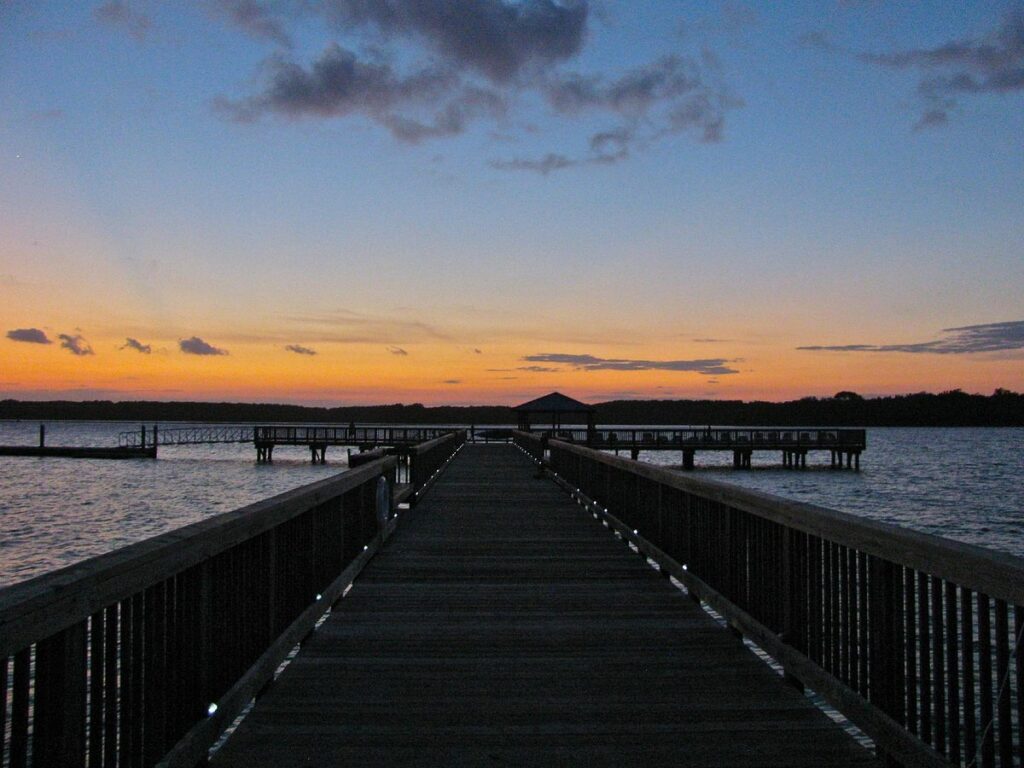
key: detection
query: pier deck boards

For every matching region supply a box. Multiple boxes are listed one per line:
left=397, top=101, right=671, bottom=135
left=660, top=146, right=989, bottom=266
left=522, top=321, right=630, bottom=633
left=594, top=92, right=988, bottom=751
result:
left=213, top=445, right=879, bottom=767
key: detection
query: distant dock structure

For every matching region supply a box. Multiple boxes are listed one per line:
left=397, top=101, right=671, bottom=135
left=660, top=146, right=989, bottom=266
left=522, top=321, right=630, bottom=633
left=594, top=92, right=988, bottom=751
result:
left=1, top=392, right=865, bottom=468
left=515, top=392, right=866, bottom=469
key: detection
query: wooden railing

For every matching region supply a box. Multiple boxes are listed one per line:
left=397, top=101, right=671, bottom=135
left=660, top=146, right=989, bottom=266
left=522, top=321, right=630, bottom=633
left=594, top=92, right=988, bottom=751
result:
left=531, top=426, right=867, bottom=450
left=0, top=433, right=464, bottom=767
left=533, top=438, right=1023, bottom=768
left=409, top=430, right=467, bottom=504
left=512, top=429, right=545, bottom=462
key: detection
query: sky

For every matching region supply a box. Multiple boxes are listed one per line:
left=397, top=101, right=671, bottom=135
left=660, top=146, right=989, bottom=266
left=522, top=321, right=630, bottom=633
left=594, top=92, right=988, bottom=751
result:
left=1, top=1, right=1022, bottom=406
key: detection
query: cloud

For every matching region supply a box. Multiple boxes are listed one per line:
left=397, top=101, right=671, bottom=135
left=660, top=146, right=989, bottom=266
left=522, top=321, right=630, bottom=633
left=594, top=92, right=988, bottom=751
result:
left=387, top=345, right=408, bottom=356
left=443, top=379, right=461, bottom=384
left=490, top=152, right=577, bottom=174
left=692, top=337, right=732, bottom=343
left=517, top=365, right=560, bottom=372
left=284, top=309, right=450, bottom=343
left=858, top=12, right=1024, bottom=127
left=317, top=0, right=588, bottom=83
left=211, top=0, right=292, bottom=47
left=180, top=336, right=229, bottom=356
left=474, top=348, right=482, bottom=354
left=522, top=352, right=739, bottom=375
left=121, top=337, right=152, bottom=354
left=94, top=1, right=151, bottom=41
left=285, top=344, right=317, bottom=355
left=492, top=54, right=738, bottom=172
left=797, top=320, right=1024, bottom=355
left=214, top=43, right=505, bottom=143
left=7, top=328, right=52, bottom=344
left=59, top=334, right=94, bottom=356
left=216, top=2, right=739, bottom=165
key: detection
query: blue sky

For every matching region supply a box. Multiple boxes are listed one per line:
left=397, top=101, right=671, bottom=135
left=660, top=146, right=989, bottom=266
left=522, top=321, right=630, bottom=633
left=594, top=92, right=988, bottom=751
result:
left=1, top=1, right=1022, bottom=404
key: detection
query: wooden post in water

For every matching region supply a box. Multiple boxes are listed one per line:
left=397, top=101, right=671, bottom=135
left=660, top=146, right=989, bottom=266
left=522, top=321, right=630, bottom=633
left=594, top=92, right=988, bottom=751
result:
left=39, top=424, right=45, bottom=447
left=141, top=425, right=146, bottom=449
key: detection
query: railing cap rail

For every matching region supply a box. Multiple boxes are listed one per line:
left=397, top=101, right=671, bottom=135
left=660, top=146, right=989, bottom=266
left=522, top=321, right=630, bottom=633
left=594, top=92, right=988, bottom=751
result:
left=409, top=430, right=464, bottom=455
left=549, top=439, right=1024, bottom=605
left=0, top=456, right=396, bottom=656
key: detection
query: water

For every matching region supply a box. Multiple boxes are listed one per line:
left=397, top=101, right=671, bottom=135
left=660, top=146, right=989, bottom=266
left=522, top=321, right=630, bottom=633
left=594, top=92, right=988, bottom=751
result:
left=0, top=422, right=1021, bottom=587
left=636, top=426, right=1024, bottom=558
left=0, top=421, right=345, bottom=586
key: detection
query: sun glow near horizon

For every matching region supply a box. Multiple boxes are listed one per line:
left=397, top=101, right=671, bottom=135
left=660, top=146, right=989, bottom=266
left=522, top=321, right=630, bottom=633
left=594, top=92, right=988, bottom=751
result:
left=2, top=2, right=1022, bottom=404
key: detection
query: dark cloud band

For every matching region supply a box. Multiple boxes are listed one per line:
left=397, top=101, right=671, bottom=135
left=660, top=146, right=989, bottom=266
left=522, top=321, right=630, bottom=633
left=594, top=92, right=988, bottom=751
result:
left=522, top=352, right=739, bottom=375
left=797, top=320, right=1024, bottom=355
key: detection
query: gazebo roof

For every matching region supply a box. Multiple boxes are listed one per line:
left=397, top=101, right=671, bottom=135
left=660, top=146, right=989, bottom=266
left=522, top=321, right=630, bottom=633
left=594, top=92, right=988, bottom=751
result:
left=513, top=392, right=595, bottom=414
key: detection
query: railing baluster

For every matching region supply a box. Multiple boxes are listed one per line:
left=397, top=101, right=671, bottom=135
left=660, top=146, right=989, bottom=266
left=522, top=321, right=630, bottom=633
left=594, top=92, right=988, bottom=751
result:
left=932, top=575, right=947, bottom=754
left=920, top=571, right=933, bottom=744
left=994, top=599, right=1012, bottom=767
left=905, top=568, right=918, bottom=735
left=979, top=592, right=995, bottom=768
left=962, top=588, right=977, bottom=767
left=9, top=648, right=31, bottom=768
left=945, top=581, right=961, bottom=765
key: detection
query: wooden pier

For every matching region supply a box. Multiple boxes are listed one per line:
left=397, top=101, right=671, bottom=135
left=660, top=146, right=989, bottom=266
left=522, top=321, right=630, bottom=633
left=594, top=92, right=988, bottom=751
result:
left=1, top=431, right=1021, bottom=768
left=538, top=427, right=867, bottom=469
left=0, top=424, right=157, bottom=459
left=212, top=444, right=878, bottom=767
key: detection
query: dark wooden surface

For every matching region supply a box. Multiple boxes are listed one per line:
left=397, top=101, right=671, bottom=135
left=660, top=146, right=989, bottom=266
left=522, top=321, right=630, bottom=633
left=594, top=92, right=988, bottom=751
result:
left=213, top=445, right=880, bottom=767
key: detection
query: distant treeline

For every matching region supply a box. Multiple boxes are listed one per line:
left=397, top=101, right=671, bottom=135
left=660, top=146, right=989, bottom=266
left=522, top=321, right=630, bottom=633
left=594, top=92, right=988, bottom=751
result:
left=1, top=389, right=1021, bottom=426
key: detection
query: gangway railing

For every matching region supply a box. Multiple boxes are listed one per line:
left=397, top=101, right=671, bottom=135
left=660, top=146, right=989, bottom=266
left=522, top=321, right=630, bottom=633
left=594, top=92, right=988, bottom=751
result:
left=513, top=431, right=1024, bottom=768
left=0, top=432, right=465, bottom=767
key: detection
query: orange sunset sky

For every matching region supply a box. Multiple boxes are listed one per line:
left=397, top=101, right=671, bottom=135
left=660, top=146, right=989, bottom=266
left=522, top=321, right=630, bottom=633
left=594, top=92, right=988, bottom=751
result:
left=2, top=2, right=1022, bottom=406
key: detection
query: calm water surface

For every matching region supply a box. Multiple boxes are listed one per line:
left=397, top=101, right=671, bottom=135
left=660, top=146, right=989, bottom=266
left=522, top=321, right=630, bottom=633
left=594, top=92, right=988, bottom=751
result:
left=0, top=422, right=1021, bottom=587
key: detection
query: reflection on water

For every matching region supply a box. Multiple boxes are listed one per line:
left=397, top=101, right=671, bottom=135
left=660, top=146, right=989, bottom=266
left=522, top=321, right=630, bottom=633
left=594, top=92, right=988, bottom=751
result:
left=0, top=423, right=1021, bottom=587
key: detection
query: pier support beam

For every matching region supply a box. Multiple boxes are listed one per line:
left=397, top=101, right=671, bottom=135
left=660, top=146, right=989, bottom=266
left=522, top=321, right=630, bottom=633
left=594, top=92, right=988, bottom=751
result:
left=310, top=445, right=327, bottom=464
left=256, top=444, right=274, bottom=463
left=682, top=449, right=695, bottom=470
left=630, top=448, right=640, bottom=461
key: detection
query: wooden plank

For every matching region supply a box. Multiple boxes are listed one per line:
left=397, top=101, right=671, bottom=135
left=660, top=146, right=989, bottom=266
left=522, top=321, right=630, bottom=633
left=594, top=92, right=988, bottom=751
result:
left=213, top=445, right=881, bottom=768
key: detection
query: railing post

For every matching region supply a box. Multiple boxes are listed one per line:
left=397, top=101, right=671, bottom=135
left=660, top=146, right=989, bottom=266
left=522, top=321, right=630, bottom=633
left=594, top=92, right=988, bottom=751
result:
left=781, top=528, right=806, bottom=690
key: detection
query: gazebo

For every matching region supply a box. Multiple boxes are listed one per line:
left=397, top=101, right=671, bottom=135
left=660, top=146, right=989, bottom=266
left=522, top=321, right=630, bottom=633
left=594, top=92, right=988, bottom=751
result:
left=514, top=392, right=597, bottom=445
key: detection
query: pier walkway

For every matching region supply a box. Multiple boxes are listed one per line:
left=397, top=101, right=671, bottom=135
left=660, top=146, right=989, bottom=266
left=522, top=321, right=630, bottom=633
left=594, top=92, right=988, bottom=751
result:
left=213, top=444, right=877, bottom=767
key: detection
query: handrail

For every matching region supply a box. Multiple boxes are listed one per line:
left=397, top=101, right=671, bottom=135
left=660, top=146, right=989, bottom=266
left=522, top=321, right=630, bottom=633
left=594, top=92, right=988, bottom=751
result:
left=0, top=456, right=401, bottom=766
left=512, top=430, right=544, bottom=462
left=540, top=439, right=1023, bottom=768
left=409, top=430, right=467, bottom=503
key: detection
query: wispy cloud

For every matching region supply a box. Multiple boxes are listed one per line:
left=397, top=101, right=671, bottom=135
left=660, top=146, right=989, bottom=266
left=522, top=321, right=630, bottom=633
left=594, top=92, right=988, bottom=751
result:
left=285, top=309, right=450, bottom=343
left=180, top=336, right=228, bottom=356
left=94, top=1, right=151, bottom=41
left=857, top=12, right=1024, bottom=128
left=797, top=320, right=1024, bottom=355
left=59, top=334, right=94, bottom=356
left=6, top=328, right=52, bottom=344
left=210, top=0, right=292, bottom=47
left=522, top=352, right=739, bottom=375
left=285, top=344, right=317, bottom=355
left=443, top=379, right=461, bottom=385
left=121, top=337, right=152, bottom=354
left=387, top=345, right=409, bottom=356
left=517, top=365, right=560, bottom=372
